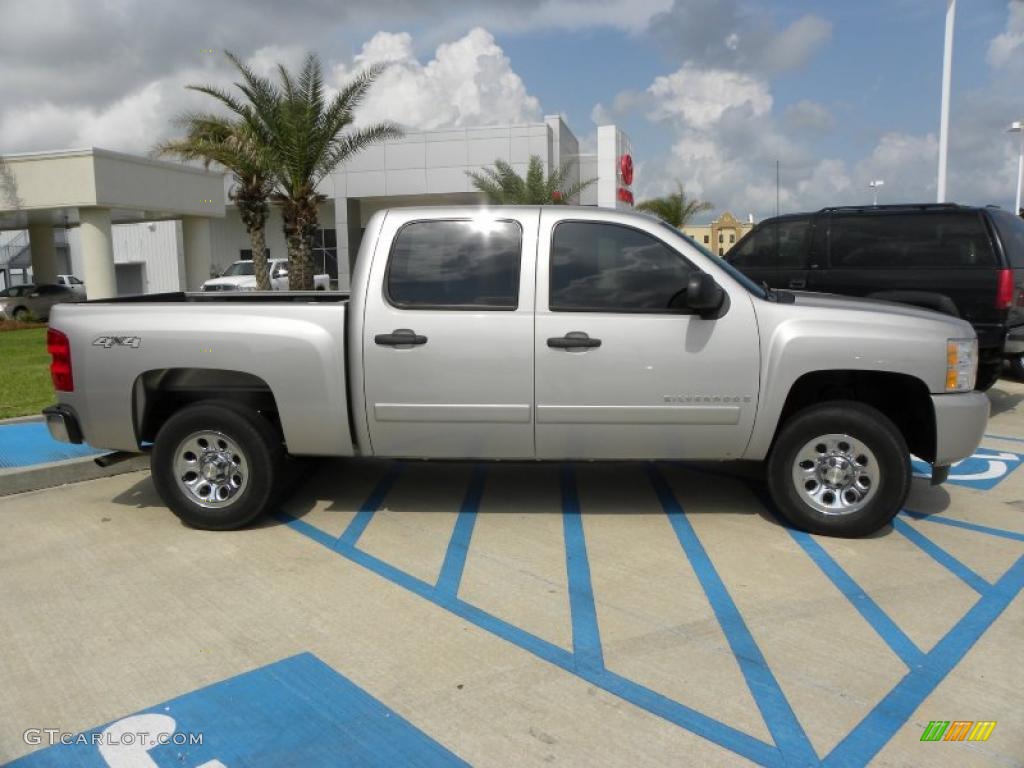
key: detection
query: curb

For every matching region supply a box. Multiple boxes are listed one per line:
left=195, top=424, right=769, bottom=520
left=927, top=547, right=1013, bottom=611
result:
left=0, top=454, right=150, bottom=497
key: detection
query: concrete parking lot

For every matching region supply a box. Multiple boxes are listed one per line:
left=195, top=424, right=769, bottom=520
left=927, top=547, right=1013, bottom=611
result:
left=2, top=385, right=1023, bottom=767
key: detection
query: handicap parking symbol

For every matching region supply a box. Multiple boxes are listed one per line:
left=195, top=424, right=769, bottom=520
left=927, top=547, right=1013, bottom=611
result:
left=10, top=652, right=465, bottom=767
left=912, top=447, right=1024, bottom=490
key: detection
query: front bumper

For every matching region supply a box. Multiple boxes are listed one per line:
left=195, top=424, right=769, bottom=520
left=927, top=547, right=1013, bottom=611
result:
left=43, top=404, right=83, bottom=444
left=931, top=391, right=989, bottom=467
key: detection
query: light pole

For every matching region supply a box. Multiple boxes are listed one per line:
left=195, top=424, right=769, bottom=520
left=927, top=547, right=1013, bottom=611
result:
left=1009, top=121, right=1024, bottom=215
left=937, top=0, right=956, bottom=202
left=869, top=179, right=885, bottom=206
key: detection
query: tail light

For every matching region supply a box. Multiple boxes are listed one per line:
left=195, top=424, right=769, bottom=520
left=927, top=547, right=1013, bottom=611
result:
left=47, top=328, right=73, bottom=392
left=996, top=268, right=1014, bottom=310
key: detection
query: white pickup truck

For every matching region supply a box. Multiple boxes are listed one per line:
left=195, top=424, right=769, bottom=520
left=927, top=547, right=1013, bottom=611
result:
left=201, top=259, right=330, bottom=292
left=43, top=206, right=989, bottom=537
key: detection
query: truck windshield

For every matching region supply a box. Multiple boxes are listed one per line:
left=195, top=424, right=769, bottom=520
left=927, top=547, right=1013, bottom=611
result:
left=658, top=222, right=768, bottom=299
left=222, top=262, right=255, bottom=277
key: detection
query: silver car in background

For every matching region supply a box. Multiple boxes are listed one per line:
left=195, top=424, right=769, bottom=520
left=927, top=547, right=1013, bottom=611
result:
left=0, top=284, right=85, bottom=321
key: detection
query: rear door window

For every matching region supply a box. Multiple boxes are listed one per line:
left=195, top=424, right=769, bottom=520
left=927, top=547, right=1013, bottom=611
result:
left=387, top=219, right=522, bottom=309
left=989, top=209, right=1024, bottom=268
left=829, top=212, right=995, bottom=269
left=729, top=218, right=810, bottom=269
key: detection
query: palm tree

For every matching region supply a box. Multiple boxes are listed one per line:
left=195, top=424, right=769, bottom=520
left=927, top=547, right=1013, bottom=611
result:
left=636, top=183, right=713, bottom=228
left=467, top=155, right=595, bottom=205
left=158, top=116, right=274, bottom=290
left=184, top=52, right=401, bottom=289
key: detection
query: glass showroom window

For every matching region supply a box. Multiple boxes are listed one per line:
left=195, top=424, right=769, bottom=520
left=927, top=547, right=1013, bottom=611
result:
left=313, top=229, right=338, bottom=283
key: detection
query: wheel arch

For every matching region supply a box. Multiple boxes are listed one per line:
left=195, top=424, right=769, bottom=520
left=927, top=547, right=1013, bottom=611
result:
left=769, top=370, right=936, bottom=464
left=132, top=368, right=281, bottom=446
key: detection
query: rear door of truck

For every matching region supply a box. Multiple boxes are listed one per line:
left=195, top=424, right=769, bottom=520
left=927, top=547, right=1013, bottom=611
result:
left=360, top=209, right=539, bottom=458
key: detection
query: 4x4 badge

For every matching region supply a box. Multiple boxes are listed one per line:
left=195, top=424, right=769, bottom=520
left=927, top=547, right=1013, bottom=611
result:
left=92, top=336, right=142, bottom=349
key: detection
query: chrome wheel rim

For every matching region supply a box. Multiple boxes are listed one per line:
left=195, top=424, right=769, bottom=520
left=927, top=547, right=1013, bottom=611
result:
left=791, top=433, right=878, bottom=516
left=173, top=430, right=248, bottom=509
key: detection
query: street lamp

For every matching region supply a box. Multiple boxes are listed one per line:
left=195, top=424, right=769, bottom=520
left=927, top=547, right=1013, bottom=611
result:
left=1009, top=121, right=1024, bottom=216
left=937, top=0, right=956, bottom=202
left=869, top=179, right=885, bottom=206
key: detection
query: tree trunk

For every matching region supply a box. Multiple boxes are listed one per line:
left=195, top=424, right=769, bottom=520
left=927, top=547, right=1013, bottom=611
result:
left=283, top=196, right=318, bottom=291
left=248, top=226, right=271, bottom=290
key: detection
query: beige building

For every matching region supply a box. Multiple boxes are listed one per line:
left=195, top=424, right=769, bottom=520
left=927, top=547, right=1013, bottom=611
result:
left=682, top=211, right=754, bottom=256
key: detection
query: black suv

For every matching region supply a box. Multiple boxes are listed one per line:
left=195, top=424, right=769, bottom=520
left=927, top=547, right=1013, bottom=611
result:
left=726, top=203, right=1024, bottom=389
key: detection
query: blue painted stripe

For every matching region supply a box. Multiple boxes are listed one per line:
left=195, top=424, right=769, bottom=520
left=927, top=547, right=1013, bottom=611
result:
left=276, top=510, right=785, bottom=767
left=0, top=421, right=104, bottom=469
left=436, top=465, right=487, bottom=598
left=735, top=477, right=927, bottom=670
left=787, top=530, right=926, bottom=669
left=646, top=463, right=818, bottom=766
left=891, top=517, right=990, bottom=594
left=336, top=462, right=404, bottom=548
left=825, top=555, right=1024, bottom=767
left=560, top=465, right=605, bottom=672
left=900, top=509, right=1024, bottom=543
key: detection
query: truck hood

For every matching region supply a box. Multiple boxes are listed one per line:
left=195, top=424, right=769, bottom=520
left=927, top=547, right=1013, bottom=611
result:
left=788, top=291, right=976, bottom=337
left=203, top=276, right=256, bottom=290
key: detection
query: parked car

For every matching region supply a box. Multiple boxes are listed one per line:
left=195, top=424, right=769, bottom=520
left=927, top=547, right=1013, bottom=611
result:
left=56, top=274, right=86, bottom=296
left=725, top=203, right=1024, bottom=390
left=202, top=259, right=330, bottom=292
left=44, top=206, right=987, bottom=538
left=0, top=283, right=84, bottom=321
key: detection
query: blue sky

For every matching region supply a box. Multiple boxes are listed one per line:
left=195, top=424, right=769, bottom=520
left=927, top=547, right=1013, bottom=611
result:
left=2, top=0, right=1022, bottom=220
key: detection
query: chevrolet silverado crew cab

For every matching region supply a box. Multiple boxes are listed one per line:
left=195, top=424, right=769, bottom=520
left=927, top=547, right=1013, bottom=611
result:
left=43, top=206, right=989, bottom=537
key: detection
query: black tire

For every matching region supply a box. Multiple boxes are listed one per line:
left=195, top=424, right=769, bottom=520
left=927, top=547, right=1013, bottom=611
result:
left=1007, top=354, right=1024, bottom=381
left=975, top=359, right=1002, bottom=391
left=151, top=400, right=283, bottom=530
left=766, top=400, right=910, bottom=538
left=12, top=306, right=28, bottom=321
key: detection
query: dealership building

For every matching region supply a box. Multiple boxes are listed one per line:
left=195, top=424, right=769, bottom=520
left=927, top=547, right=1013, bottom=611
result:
left=0, top=116, right=634, bottom=297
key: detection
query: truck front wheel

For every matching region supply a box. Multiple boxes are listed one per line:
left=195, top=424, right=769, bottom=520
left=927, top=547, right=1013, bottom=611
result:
left=766, top=401, right=910, bottom=537
left=151, top=400, right=283, bottom=530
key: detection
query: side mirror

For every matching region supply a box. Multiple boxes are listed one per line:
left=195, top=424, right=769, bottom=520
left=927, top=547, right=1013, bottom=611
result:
left=685, top=273, right=726, bottom=318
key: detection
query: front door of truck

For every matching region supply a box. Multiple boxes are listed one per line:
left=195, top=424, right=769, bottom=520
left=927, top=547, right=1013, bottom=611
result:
left=533, top=210, right=760, bottom=460
left=361, top=210, right=538, bottom=459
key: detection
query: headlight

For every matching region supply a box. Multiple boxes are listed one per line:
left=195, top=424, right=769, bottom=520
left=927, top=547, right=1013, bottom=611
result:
left=946, top=338, right=978, bottom=392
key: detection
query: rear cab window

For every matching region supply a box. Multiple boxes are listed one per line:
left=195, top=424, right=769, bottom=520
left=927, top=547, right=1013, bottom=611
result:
left=387, top=219, right=523, bottom=310
left=827, top=211, right=995, bottom=269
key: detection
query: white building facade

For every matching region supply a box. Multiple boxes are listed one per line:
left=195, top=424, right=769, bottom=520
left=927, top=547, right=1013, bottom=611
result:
left=1, top=118, right=633, bottom=295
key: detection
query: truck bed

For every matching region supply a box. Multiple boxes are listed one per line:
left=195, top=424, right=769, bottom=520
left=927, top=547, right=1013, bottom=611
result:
left=85, top=291, right=351, bottom=304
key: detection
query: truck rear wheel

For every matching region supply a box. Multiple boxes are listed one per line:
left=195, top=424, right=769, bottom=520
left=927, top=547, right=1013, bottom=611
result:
left=766, top=401, right=910, bottom=537
left=151, top=400, right=283, bottom=530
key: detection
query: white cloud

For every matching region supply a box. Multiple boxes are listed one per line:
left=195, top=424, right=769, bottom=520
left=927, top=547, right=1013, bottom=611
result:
left=332, top=28, right=541, bottom=130
left=783, top=100, right=836, bottom=135
left=0, top=26, right=542, bottom=154
left=988, top=0, right=1024, bottom=69
left=646, top=65, right=772, bottom=130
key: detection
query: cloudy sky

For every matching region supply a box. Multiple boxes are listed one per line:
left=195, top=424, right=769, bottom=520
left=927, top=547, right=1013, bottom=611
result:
left=1, top=0, right=1022, bottom=221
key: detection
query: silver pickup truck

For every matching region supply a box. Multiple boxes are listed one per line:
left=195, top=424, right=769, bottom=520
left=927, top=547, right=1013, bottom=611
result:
left=43, top=205, right=989, bottom=537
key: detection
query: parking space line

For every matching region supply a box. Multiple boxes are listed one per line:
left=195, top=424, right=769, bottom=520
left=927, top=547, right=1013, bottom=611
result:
left=560, top=466, right=604, bottom=672
left=984, top=432, right=1024, bottom=444
left=891, top=517, right=990, bottom=594
left=275, top=485, right=787, bottom=767
left=901, top=509, right=1024, bottom=542
left=787, top=531, right=926, bottom=669
left=823, top=555, right=1024, bottom=767
left=646, top=463, right=818, bottom=767
left=336, top=461, right=404, bottom=548
left=436, top=465, right=487, bottom=598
